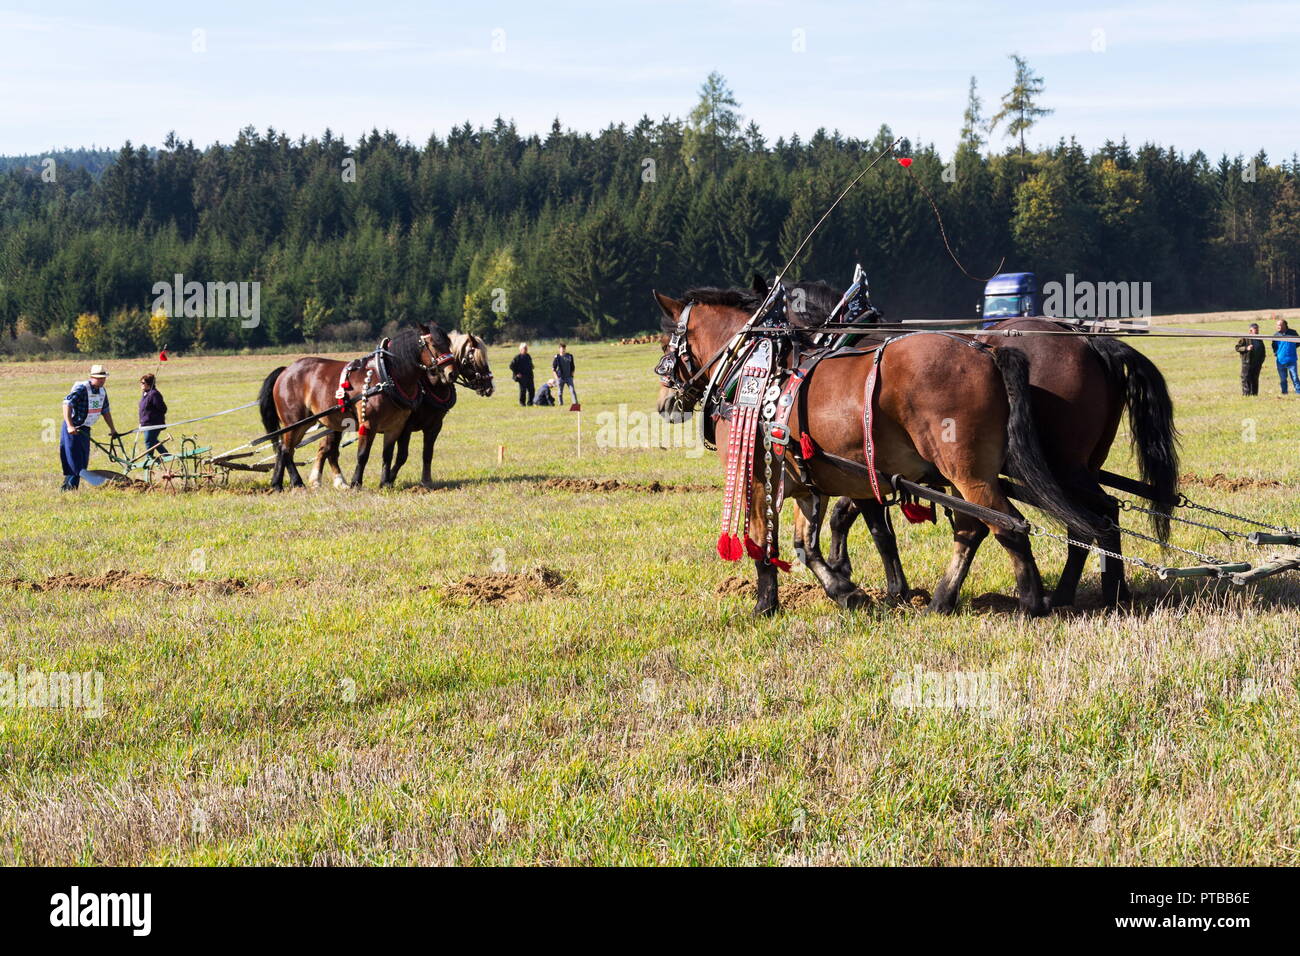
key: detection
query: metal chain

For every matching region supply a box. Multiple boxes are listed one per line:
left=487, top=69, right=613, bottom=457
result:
left=1105, top=518, right=1229, bottom=565
left=1176, top=494, right=1298, bottom=535
left=764, top=436, right=775, bottom=560
left=1118, top=498, right=1250, bottom=540
left=1029, top=524, right=1164, bottom=573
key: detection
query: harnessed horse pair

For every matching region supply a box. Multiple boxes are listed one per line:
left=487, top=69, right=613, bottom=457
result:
left=258, top=324, right=494, bottom=490
left=655, top=270, right=1173, bottom=616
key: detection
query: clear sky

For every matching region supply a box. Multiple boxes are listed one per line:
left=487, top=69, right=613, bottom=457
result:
left=2, top=0, right=1296, bottom=160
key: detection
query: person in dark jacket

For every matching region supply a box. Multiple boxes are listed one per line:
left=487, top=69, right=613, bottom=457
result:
left=534, top=378, right=557, bottom=406
left=1272, top=317, right=1299, bottom=396
left=1235, top=323, right=1266, bottom=395
left=552, top=343, right=577, bottom=405
left=60, top=363, right=117, bottom=490
left=138, top=373, right=168, bottom=458
left=509, top=343, right=535, bottom=407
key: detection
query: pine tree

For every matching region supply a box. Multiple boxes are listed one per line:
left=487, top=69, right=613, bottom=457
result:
left=989, top=55, right=1053, bottom=156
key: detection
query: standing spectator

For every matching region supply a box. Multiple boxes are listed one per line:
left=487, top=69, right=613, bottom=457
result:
left=138, top=373, right=168, bottom=459
left=509, top=343, right=535, bottom=407
left=552, top=343, right=578, bottom=406
left=1272, top=317, right=1299, bottom=396
left=60, top=363, right=117, bottom=490
left=534, top=378, right=557, bottom=406
left=1235, top=323, right=1265, bottom=395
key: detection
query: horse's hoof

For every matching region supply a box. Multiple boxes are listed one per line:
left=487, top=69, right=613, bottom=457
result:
left=420, top=480, right=435, bottom=490
left=838, top=588, right=872, bottom=611
left=754, top=602, right=780, bottom=617
left=333, top=476, right=347, bottom=490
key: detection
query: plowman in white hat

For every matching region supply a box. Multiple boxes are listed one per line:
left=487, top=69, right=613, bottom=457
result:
left=60, top=363, right=118, bottom=490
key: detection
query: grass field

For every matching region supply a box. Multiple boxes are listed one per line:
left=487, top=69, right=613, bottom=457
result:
left=1, top=319, right=1298, bottom=865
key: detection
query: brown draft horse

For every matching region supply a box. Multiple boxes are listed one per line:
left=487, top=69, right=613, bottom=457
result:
left=822, top=313, right=1179, bottom=607
left=382, top=332, right=495, bottom=487
left=654, top=288, right=1103, bottom=616
left=257, top=324, right=455, bottom=490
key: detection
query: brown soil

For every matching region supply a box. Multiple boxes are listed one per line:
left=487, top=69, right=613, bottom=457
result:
left=1181, top=472, right=1285, bottom=492
left=538, top=478, right=713, bottom=494
left=437, top=567, right=569, bottom=604
left=969, top=592, right=1024, bottom=614
left=3, top=570, right=305, bottom=594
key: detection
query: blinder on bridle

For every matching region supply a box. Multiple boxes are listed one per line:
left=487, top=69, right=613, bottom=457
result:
left=656, top=302, right=701, bottom=417
left=452, top=339, right=494, bottom=394
left=418, top=331, right=457, bottom=380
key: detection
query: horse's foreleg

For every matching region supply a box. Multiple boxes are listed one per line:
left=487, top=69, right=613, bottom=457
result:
left=388, top=429, right=411, bottom=486
left=327, top=431, right=346, bottom=488
left=748, top=478, right=779, bottom=616
left=421, top=419, right=444, bottom=487
left=350, top=433, right=372, bottom=488
left=794, top=494, right=869, bottom=609
left=855, top=498, right=909, bottom=600
left=378, top=433, right=399, bottom=488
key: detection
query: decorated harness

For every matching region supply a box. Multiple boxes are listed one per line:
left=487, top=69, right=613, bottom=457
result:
left=658, top=268, right=994, bottom=571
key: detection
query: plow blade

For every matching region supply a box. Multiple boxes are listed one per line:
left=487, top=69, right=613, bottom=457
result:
left=79, top=469, right=134, bottom=487
left=1231, top=557, right=1300, bottom=586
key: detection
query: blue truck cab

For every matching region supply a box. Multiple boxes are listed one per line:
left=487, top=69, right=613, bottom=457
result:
left=980, top=272, right=1039, bottom=327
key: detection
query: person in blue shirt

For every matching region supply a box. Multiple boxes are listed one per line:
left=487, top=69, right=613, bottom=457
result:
left=60, top=363, right=118, bottom=489
left=1271, top=317, right=1299, bottom=396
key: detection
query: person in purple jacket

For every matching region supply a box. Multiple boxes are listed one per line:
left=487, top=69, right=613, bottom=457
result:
left=138, top=373, right=168, bottom=459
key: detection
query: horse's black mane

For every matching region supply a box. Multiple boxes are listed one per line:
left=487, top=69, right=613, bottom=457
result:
left=387, top=325, right=450, bottom=380
left=682, top=280, right=841, bottom=328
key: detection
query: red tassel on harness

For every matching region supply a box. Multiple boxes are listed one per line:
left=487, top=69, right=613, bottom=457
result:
left=357, top=423, right=369, bottom=439
left=799, top=431, right=815, bottom=459
left=900, top=501, right=936, bottom=524
left=718, top=532, right=742, bottom=561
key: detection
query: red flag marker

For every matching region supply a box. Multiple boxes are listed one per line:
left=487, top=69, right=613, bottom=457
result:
left=897, top=157, right=912, bottom=168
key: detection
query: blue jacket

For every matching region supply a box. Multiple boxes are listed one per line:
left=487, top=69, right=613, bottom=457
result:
left=1273, top=328, right=1298, bottom=365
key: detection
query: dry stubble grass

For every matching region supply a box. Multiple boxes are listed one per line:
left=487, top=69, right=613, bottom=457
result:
left=0, top=321, right=1297, bottom=865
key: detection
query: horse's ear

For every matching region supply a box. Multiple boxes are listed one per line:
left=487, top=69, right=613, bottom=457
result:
left=653, top=291, right=683, bottom=333
left=751, top=272, right=769, bottom=296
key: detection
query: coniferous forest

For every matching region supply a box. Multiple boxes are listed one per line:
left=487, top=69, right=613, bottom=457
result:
left=1, top=70, right=1298, bottom=356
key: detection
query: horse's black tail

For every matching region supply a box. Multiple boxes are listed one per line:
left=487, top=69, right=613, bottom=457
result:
left=1085, top=336, right=1180, bottom=542
left=994, top=348, right=1106, bottom=538
left=258, top=366, right=287, bottom=435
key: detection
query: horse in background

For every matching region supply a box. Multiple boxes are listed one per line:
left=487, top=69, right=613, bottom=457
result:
left=382, top=331, right=495, bottom=487
left=257, top=323, right=455, bottom=490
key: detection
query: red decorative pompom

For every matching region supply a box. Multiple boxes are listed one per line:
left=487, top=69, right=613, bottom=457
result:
left=158, top=351, right=168, bottom=362
left=357, top=424, right=369, bottom=439
left=897, top=157, right=912, bottom=168
left=744, top=535, right=765, bottom=562
left=900, top=502, right=936, bottom=524
left=799, top=432, right=815, bottom=459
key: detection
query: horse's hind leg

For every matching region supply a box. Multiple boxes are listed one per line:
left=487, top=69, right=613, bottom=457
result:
left=793, top=494, right=870, bottom=609
left=930, top=510, right=988, bottom=614
left=270, top=440, right=286, bottom=491
left=388, top=429, right=411, bottom=486
left=931, top=480, right=1046, bottom=616
left=1096, top=495, right=1130, bottom=606
left=379, top=434, right=399, bottom=488
left=825, top=497, right=859, bottom=579
left=854, top=497, right=909, bottom=600
left=309, top=434, right=328, bottom=488
left=282, top=432, right=306, bottom=489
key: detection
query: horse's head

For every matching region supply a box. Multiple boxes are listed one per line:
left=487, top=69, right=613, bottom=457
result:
left=416, top=322, right=457, bottom=383
left=449, top=331, right=494, bottom=396
left=652, top=289, right=755, bottom=423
